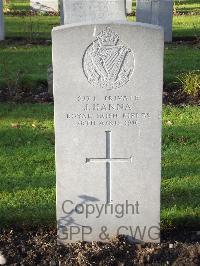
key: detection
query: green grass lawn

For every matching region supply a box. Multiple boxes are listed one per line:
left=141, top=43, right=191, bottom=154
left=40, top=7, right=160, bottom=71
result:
left=0, top=42, right=199, bottom=89
left=5, top=0, right=200, bottom=15
left=174, top=0, right=200, bottom=14
left=130, top=0, right=200, bottom=15
left=0, top=104, right=199, bottom=228
left=162, top=106, right=200, bottom=228
left=4, top=0, right=30, bottom=12
left=0, top=104, right=55, bottom=225
left=1, top=1, right=199, bottom=89
left=0, top=44, right=52, bottom=89
left=5, top=14, right=200, bottom=40
left=164, top=44, right=200, bottom=85
left=5, top=16, right=59, bottom=40
left=128, top=15, right=200, bottom=38
left=173, top=15, right=200, bottom=38
left=175, top=0, right=200, bottom=14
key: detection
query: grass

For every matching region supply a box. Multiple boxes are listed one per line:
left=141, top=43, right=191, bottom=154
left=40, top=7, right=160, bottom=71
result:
left=0, top=104, right=55, bottom=225
left=5, top=14, right=200, bottom=40
left=5, top=16, right=59, bottom=40
left=173, top=15, right=200, bottom=38
left=130, top=0, right=200, bottom=15
left=128, top=14, right=200, bottom=39
left=0, top=104, right=199, bottom=228
left=4, top=0, right=31, bottom=12
left=174, top=0, right=200, bottom=14
left=4, top=0, right=200, bottom=15
left=162, top=106, right=200, bottom=227
left=0, top=42, right=199, bottom=89
left=0, top=1, right=199, bottom=89
left=164, top=44, right=200, bottom=85
left=0, top=44, right=51, bottom=89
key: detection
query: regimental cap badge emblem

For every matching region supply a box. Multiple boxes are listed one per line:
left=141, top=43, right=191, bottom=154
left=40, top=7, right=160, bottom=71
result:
left=83, top=27, right=134, bottom=90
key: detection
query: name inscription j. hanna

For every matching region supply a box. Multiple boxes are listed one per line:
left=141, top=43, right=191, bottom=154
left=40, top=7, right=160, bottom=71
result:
left=83, top=27, right=134, bottom=90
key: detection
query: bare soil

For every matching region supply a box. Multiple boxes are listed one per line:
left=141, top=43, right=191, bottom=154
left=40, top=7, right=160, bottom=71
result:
left=0, top=226, right=200, bottom=265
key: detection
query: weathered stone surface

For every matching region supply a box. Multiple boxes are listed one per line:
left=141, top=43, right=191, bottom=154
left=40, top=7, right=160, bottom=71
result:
left=136, top=0, right=173, bottom=42
left=62, top=0, right=126, bottom=24
left=30, top=0, right=58, bottom=12
left=0, top=0, right=5, bottom=41
left=53, top=22, right=163, bottom=243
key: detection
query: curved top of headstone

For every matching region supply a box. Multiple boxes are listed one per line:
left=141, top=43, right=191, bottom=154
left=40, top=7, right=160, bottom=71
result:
left=62, top=0, right=126, bottom=24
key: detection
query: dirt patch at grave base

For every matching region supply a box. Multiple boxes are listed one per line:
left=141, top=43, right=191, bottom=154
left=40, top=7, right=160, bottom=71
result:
left=163, top=87, right=200, bottom=106
left=0, top=82, right=200, bottom=106
left=0, top=226, right=199, bottom=265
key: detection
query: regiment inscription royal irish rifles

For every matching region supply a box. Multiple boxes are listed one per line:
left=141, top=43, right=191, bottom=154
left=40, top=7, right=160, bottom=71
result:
left=83, top=27, right=134, bottom=90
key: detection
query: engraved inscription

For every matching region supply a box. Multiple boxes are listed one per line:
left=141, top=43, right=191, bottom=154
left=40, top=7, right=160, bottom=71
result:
left=83, top=27, right=134, bottom=90
left=86, top=131, right=133, bottom=203
left=65, top=95, right=152, bottom=127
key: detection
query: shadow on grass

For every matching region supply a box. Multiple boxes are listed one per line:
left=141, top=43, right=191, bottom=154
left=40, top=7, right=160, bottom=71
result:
left=4, top=34, right=52, bottom=41
left=163, top=164, right=199, bottom=179
left=161, top=183, right=200, bottom=228
left=162, top=181, right=200, bottom=207
left=161, top=119, right=200, bottom=227
left=0, top=174, right=55, bottom=193
left=0, top=126, right=55, bottom=195
left=0, top=197, right=56, bottom=227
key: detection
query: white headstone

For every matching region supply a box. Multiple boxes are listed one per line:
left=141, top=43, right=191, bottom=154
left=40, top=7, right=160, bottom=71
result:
left=53, top=20, right=164, bottom=243
left=136, top=0, right=173, bottom=42
left=30, top=0, right=58, bottom=12
left=62, top=0, right=126, bottom=24
left=0, top=0, right=4, bottom=41
left=126, top=0, right=132, bottom=14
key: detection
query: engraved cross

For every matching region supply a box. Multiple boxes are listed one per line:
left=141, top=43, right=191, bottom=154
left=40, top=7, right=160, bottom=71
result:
left=86, top=131, right=133, bottom=204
